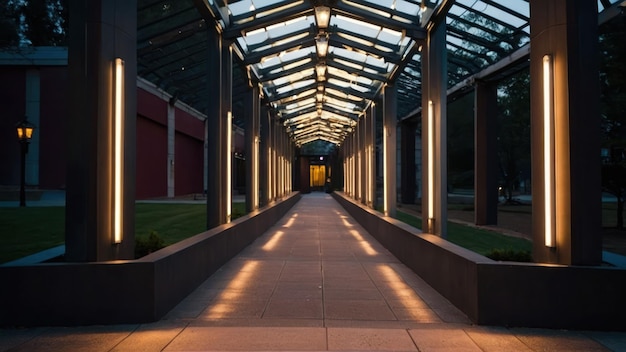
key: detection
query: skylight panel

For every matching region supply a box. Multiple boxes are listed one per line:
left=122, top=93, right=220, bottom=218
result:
left=395, top=0, right=421, bottom=16
left=282, top=58, right=312, bottom=72
left=328, top=77, right=350, bottom=89
left=364, top=55, right=388, bottom=70
left=229, top=0, right=254, bottom=17
left=344, top=0, right=392, bottom=19
left=333, top=47, right=369, bottom=65
left=271, top=69, right=313, bottom=86
left=334, top=15, right=380, bottom=38
left=285, top=98, right=315, bottom=110
left=275, top=79, right=315, bottom=94
left=280, top=47, right=315, bottom=62
left=255, top=0, right=304, bottom=18
left=378, top=27, right=403, bottom=45
left=266, top=16, right=311, bottom=38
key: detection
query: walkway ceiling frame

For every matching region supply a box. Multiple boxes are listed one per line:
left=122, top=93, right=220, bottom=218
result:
left=137, top=0, right=624, bottom=144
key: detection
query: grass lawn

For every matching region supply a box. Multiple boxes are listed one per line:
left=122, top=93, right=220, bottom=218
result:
left=0, top=202, right=246, bottom=264
left=396, top=210, right=532, bottom=257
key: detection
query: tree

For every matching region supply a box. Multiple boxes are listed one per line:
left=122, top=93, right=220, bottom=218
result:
left=0, top=1, right=20, bottom=47
left=21, top=0, right=67, bottom=46
left=0, top=0, right=67, bottom=48
left=600, top=16, right=626, bottom=229
left=497, top=70, right=531, bottom=203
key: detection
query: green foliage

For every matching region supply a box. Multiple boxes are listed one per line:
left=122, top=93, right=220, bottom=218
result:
left=446, top=221, right=532, bottom=256
left=0, top=0, right=67, bottom=48
left=448, top=94, right=475, bottom=190
left=485, top=248, right=532, bottom=262
left=0, top=2, right=20, bottom=47
left=395, top=211, right=532, bottom=258
left=0, top=206, right=65, bottom=264
left=497, top=70, right=531, bottom=201
left=0, top=202, right=250, bottom=264
left=134, top=231, right=165, bottom=258
left=600, top=17, right=626, bottom=229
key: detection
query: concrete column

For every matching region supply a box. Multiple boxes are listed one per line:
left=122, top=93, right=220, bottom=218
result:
left=530, top=0, right=602, bottom=265
left=359, top=116, right=366, bottom=205
left=383, top=84, right=397, bottom=217
left=167, top=101, right=175, bottom=198
left=66, top=0, right=137, bottom=261
left=400, top=120, right=417, bottom=204
left=421, top=21, right=447, bottom=236
left=474, top=81, right=498, bottom=225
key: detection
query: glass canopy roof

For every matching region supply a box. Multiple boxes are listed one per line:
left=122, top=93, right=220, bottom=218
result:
left=137, top=0, right=624, bottom=147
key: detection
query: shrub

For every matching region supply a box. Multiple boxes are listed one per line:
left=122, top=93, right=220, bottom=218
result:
left=485, top=248, right=532, bottom=262
left=135, top=231, right=166, bottom=258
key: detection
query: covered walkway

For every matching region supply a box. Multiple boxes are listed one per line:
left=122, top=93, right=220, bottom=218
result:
left=2, top=194, right=623, bottom=351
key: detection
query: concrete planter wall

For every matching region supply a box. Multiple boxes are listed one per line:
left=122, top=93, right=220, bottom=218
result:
left=332, top=192, right=626, bottom=331
left=0, top=193, right=300, bottom=327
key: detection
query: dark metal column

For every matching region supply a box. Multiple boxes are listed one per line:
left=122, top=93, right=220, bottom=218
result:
left=400, top=120, right=417, bottom=204
left=259, top=104, right=269, bottom=206
left=421, top=21, right=447, bottom=236
left=354, top=128, right=359, bottom=200
left=206, top=24, right=223, bottom=229
left=530, top=0, right=601, bottom=265
left=474, top=81, right=498, bottom=225
left=66, top=0, right=137, bottom=261
left=245, top=85, right=260, bottom=212
left=383, top=84, right=397, bottom=217
left=222, top=43, right=233, bottom=222
left=360, top=115, right=367, bottom=205
left=367, top=104, right=376, bottom=208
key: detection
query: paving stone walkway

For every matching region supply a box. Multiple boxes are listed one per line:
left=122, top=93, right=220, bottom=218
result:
left=2, top=193, right=625, bottom=351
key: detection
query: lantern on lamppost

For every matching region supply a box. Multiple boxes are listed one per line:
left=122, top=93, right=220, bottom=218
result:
left=15, top=117, right=35, bottom=207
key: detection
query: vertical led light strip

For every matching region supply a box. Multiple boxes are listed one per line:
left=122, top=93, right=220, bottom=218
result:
left=543, top=55, right=556, bottom=247
left=253, top=136, right=259, bottom=209
left=227, top=111, right=232, bottom=222
left=114, top=58, right=124, bottom=244
left=367, top=144, right=372, bottom=205
left=427, top=100, right=435, bottom=233
left=383, top=125, right=388, bottom=214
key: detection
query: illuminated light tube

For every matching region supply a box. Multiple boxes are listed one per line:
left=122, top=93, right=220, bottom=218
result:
left=227, top=111, right=233, bottom=222
left=427, top=100, right=435, bottom=233
left=543, top=54, right=556, bottom=247
left=253, top=136, right=259, bottom=209
left=114, top=58, right=124, bottom=244
left=383, top=125, right=388, bottom=214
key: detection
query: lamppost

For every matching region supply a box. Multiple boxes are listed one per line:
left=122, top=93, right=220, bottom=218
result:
left=16, top=117, right=35, bottom=207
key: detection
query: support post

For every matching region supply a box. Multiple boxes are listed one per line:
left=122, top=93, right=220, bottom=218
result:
left=383, top=84, right=397, bottom=217
left=66, top=0, right=137, bottom=261
left=367, top=104, right=376, bottom=208
left=530, top=0, right=602, bottom=265
left=474, top=81, right=498, bottom=225
left=259, top=104, right=269, bottom=206
left=206, top=24, right=223, bottom=228
left=421, top=21, right=447, bottom=236
left=245, top=85, right=260, bottom=212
